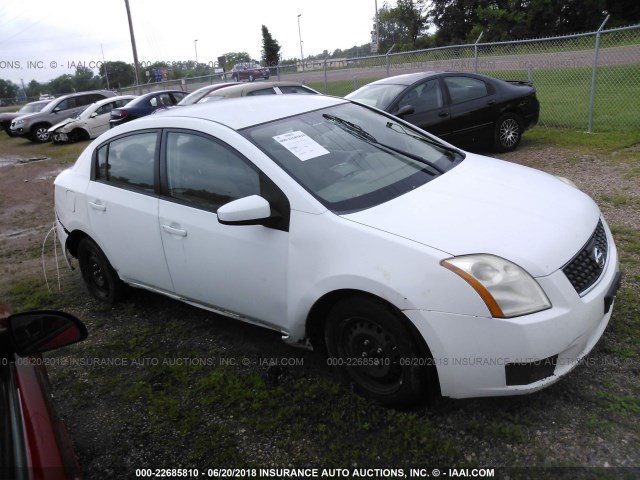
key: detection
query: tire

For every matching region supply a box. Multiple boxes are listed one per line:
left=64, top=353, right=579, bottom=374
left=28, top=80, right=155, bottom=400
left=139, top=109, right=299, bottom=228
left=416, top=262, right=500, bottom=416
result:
left=324, top=296, right=429, bottom=406
left=248, top=74, right=255, bottom=82
left=70, top=128, right=89, bottom=143
left=29, top=123, right=51, bottom=143
left=232, top=74, right=238, bottom=82
left=77, top=238, right=124, bottom=303
left=493, top=113, right=522, bottom=152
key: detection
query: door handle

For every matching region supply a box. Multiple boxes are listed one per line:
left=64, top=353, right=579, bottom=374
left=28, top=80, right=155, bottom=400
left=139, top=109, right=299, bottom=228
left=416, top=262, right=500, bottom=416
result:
left=89, top=201, right=106, bottom=212
left=161, top=224, right=187, bottom=237
left=487, top=100, right=496, bottom=105
left=438, top=111, right=449, bottom=118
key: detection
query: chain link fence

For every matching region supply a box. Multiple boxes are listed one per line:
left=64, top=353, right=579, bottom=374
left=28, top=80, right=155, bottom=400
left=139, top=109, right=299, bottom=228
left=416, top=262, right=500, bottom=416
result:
left=286, top=24, right=640, bottom=133
left=4, top=24, right=637, bottom=134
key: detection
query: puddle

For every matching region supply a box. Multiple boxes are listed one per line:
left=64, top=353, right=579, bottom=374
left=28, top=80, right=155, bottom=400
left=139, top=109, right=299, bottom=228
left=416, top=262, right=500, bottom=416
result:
left=0, top=156, right=50, bottom=167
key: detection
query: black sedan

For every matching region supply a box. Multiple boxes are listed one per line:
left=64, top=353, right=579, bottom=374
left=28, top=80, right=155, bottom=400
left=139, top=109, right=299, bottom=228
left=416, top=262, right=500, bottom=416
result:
left=110, top=90, right=187, bottom=128
left=346, top=71, right=539, bottom=152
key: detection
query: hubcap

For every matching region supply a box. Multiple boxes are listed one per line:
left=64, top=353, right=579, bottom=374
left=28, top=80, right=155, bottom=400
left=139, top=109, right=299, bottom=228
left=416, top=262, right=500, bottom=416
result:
left=499, top=119, right=519, bottom=148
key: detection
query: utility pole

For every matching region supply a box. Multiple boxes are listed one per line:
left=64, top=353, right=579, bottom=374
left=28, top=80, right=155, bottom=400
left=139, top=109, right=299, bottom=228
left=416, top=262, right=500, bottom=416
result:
left=124, top=0, right=141, bottom=94
left=297, top=14, right=304, bottom=71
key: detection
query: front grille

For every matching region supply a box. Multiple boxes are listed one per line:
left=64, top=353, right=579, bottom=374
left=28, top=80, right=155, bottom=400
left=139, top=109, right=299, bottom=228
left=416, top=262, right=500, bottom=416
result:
left=562, top=220, right=608, bottom=295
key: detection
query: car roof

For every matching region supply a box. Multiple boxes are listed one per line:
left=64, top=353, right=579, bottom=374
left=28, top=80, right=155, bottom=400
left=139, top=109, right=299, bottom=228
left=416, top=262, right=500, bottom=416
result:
left=366, top=71, right=447, bottom=86
left=150, top=94, right=347, bottom=130
left=127, top=90, right=186, bottom=105
left=54, top=90, right=115, bottom=100
left=92, top=95, right=137, bottom=107
left=201, top=81, right=318, bottom=98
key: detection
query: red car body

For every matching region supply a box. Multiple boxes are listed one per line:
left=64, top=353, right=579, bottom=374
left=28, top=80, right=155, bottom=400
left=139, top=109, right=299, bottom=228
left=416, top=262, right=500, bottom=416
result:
left=0, top=303, right=85, bottom=480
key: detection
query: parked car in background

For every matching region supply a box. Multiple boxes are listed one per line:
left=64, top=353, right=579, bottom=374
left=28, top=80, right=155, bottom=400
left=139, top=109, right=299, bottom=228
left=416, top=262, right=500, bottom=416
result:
left=196, top=81, right=318, bottom=103
left=48, top=95, right=137, bottom=144
left=109, top=90, right=187, bottom=128
left=230, top=62, right=270, bottom=82
left=54, top=95, right=619, bottom=406
left=175, top=83, right=240, bottom=106
left=0, top=99, right=53, bottom=136
left=0, top=302, right=88, bottom=479
left=10, top=90, right=116, bottom=143
left=346, top=71, right=540, bottom=152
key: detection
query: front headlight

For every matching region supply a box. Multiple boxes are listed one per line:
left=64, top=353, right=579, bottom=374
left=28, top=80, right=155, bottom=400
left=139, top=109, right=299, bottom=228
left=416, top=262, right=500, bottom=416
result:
left=441, top=254, right=551, bottom=318
left=14, top=119, right=25, bottom=126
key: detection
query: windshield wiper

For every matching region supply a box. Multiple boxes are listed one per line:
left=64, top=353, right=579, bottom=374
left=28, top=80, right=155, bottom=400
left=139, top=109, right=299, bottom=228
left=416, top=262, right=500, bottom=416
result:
left=385, top=120, right=463, bottom=160
left=322, top=113, right=445, bottom=174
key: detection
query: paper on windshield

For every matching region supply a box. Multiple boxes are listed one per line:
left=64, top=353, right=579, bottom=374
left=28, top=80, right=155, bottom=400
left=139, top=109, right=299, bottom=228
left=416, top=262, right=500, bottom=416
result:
left=273, top=131, right=329, bottom=161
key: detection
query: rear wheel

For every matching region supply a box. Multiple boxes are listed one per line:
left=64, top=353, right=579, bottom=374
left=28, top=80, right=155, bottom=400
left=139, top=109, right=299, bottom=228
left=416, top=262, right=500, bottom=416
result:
left=248, top=74, right=255, bottom=82
left=77, top=238, right=124, bottom=303
left=493, top=113, right=522, bottom=152
left=325, top=296, right=429, bottom=406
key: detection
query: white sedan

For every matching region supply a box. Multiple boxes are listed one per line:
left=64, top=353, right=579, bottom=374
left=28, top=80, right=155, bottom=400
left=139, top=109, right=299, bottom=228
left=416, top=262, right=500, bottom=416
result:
left=54, top=95, right=621, bottom=406
left=48, top=95, right=137, bottom=144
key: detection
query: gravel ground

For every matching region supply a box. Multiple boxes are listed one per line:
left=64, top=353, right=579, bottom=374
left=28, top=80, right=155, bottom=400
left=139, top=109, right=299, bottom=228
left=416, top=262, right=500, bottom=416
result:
left=1, top=135, right=639, bottom=479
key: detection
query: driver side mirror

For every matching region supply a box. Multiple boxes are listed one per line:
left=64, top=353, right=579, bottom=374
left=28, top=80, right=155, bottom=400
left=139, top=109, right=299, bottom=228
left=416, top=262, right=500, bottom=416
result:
left=7, top=311, right=88, bottom=356
left=396, top=105, right=415, bottom=117
left=217, top=195, right=271, bottom=226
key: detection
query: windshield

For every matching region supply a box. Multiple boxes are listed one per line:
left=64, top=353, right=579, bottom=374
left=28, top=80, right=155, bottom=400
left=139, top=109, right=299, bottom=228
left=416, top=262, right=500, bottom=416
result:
left=243, top=103, right=463, bottom=213
left=20, top=101, right=51, bottom=113
left=345, top=84, right=406, bottom=109
left=178, top=86, right=212, bottom=106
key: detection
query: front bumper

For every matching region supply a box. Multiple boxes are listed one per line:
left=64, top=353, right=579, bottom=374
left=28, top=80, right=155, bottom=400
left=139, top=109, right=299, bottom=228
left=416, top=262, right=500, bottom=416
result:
left=406, top=227, right=620, bottom=399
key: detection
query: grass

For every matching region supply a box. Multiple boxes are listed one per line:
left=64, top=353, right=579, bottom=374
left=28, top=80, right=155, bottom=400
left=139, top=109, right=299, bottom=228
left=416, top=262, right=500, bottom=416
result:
left=307, top=63, right=640, bottom=134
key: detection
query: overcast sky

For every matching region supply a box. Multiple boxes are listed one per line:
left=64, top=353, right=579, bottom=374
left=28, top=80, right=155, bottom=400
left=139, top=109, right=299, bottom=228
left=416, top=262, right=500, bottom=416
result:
left=0, top=0, right=387, bottom=86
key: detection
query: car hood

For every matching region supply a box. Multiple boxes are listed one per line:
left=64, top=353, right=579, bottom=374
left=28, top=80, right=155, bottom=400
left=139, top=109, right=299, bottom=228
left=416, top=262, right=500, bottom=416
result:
left=342, top=153, right=601, bottom=277
left=49, top=117, right=77, bottom=131
left=0, top=112, right=22, bottom=121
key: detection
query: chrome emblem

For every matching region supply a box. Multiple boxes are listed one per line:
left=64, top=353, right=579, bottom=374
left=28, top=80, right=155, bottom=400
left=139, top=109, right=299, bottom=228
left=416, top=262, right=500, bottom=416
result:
left=593, top=246, right=605, bottom=269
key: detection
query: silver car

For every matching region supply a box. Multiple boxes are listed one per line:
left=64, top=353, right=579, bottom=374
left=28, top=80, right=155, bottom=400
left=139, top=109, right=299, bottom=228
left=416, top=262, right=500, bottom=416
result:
left=11, top=90, right=116, bottom=142
left=48, top=95, right=137, bottom=144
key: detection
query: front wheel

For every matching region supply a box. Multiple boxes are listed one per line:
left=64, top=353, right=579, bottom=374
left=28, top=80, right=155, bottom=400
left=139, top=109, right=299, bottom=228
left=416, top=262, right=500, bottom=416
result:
left=30, top=124, right=51, bottom=143
left=77, top=238, right=125, bottom=303
left=248, top=74, right=255, bottom=82
left=325, top=297, right=429, bottom=406
left=493, top=113, right=522, bottom=152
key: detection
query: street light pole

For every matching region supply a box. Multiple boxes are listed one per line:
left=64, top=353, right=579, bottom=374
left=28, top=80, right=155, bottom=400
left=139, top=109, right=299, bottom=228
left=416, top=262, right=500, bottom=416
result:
left=194, top=39, right=199, bottom=68
left=297, top=14, right=304, bottom=71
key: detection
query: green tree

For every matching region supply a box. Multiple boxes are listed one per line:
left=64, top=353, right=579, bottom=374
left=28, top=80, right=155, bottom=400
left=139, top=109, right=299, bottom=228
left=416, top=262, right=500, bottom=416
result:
left=376, top=0, right=430, bottom=51
left=25, top=80, right=44, bottom=99
left=99, top=61, right=136, bottom=89
left=72, top=65, right=100, bottom=92
left=430, top=0, right=617, bottom=45
left=48, top=74, right=75, bottom=95
left=261, top=25, right=281, bottom=66
left=222, top=52, right=252, bottom=69
left=0, top=79, right=19, bottom=100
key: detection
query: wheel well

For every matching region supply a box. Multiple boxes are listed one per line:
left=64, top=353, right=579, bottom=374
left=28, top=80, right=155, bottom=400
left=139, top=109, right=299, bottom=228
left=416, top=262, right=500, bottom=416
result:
left=306, top=289, right=441, bottom=396
left=306, top=290, right=427, bottom=354
left=65, top=230, right=92, bottom=259
left=31, top=122, right=51, bottom=132
left=71, top=128, right=90, bottom=140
